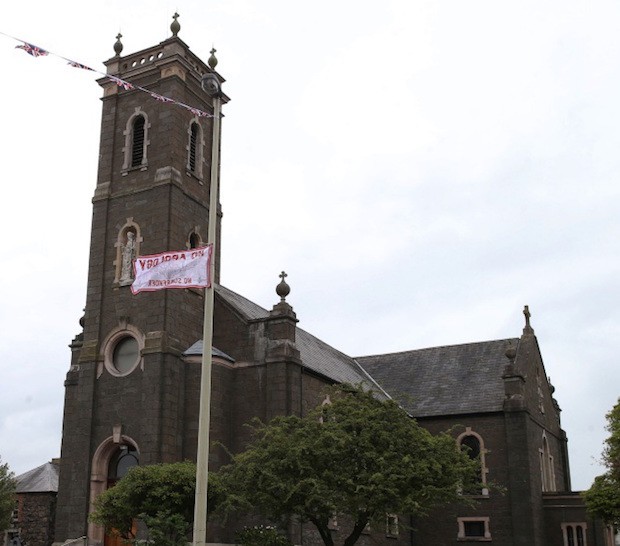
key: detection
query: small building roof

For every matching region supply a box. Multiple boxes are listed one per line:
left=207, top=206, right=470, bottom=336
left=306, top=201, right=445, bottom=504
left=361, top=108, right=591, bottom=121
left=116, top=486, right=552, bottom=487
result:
left=183, top=342, right=235, bottom=362
left=15, top=461, right=59, bottom=493
left=357, top=338, right=519, bottom=418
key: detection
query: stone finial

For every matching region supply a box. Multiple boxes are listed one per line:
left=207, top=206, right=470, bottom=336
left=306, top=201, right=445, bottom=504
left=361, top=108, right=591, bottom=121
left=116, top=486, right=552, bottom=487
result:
left=208, top=47, right=218, bottom=69
left=171, top=13, right=181, bottom=36
left=276, top=271, right=290, bottom=302
left=114, top=33, right=123, bottom=56
left=523, top=305, right=534, bottom=335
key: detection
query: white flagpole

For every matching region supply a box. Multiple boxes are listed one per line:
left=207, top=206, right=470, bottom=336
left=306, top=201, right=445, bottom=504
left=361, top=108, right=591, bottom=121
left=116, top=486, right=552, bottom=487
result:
left=192, top=68, right=222, bottom=546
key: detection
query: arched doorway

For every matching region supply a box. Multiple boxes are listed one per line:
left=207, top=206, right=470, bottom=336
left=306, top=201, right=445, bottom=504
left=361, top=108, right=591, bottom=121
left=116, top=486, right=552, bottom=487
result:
left=104, top=445, right=139, bottom=546
left=88, top=436, right=140, bottom=546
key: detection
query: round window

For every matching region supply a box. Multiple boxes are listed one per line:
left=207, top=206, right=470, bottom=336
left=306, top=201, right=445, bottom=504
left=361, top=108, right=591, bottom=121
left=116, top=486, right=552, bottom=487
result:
left=112, top=336, right=139, bottom=374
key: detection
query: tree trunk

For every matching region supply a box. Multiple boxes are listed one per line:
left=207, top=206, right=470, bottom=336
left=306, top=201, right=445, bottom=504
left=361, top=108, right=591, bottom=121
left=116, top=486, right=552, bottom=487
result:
left=343, top=517, right=369, bottom=546
left=308, top=516, right=334, bottom=546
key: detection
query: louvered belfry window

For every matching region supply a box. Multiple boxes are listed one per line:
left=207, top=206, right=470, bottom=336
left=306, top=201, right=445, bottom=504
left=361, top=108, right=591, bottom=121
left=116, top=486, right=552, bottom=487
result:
left=131, top=116, right=145, bottom=167
left=189, top=122, right=199, bottom=172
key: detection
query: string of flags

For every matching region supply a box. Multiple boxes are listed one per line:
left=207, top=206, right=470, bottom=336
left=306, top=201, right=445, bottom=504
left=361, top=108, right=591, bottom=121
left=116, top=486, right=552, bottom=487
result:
left=4, top=31, right=215, bottom=118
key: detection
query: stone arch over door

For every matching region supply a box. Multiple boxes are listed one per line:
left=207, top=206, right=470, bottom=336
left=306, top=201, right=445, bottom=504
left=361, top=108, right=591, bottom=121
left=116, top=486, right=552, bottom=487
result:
left=88, top=434, right=140, bottom=546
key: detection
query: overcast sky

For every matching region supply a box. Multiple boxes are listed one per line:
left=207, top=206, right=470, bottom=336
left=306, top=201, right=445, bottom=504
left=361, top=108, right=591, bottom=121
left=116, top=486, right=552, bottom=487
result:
left=0, top=0, right=619, bottom=491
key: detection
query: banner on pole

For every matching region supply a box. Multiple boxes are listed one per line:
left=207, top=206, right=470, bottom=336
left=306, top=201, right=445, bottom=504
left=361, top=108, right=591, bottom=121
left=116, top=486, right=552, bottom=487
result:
left=131, top=245, right=213, bottom=294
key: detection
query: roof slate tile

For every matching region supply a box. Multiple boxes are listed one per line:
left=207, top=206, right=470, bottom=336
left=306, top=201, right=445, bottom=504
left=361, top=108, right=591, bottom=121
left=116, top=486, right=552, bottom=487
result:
left=356, top=338, right=519, bottom=417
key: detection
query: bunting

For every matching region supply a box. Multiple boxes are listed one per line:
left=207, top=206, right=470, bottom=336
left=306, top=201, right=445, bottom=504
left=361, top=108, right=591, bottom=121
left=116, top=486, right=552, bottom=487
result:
left=67, top=60, right=94, bottom=71
left=15, top=42, right=48, bottom=57
left=149, top=91, right=174, bottom=103
left=3, top=30, right=214, bottom=118
left=108, top=75, right=135, bottom=90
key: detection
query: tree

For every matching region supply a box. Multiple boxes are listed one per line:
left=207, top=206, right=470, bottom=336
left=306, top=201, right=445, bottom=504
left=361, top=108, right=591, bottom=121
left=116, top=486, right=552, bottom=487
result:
left=214, top=385, right=479, bottom=546
left=0, top=457, right=16, bottom=532
left=90, top=461, right=199, bottom=546
left=583, top=399, right=620, bottom=526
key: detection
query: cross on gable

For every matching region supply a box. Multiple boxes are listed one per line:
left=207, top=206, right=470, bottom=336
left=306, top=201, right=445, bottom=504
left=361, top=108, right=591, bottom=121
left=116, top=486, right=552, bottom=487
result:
left=524, top=305, right=531, bottom=326
left=523, top=305, right=534, bottom=334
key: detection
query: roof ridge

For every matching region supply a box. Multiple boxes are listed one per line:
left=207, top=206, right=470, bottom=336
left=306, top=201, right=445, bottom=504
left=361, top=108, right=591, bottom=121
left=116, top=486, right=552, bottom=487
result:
left=356, top=337, right=519, bottom=360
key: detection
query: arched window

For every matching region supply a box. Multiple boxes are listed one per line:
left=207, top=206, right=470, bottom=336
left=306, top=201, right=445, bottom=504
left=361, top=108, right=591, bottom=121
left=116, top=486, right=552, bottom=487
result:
left=108, top=445, right=139, bottom=486
left=122, top=110, right=150, bottom=171
left=186, top=119, right=204, bottom=178
left=567, top=526, right=575, bottom=546
left=576, top=526, right=584, bottom=546
left=540, top=434, right=556, bottom=492
left=131, top=116, right=145, bottom=168
left=561, top=523, right=587, bottom=546
left=457, top=428, right=488, bottom=496
left=461, top=435, right=481, bottom=460
left=318, top=394, right=332, bottom=424
left=189, top=122, right=199, bottom=172
left=189, top=231, right=202, bottom=249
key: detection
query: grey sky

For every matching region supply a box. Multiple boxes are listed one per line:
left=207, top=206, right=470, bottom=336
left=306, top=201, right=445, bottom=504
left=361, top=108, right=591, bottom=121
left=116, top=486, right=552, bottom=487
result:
left=0, top=0, right=618, bottom=491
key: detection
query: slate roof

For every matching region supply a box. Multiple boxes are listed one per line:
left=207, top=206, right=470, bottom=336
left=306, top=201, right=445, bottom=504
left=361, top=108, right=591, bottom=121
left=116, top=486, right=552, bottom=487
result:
left=216, top=284, right=270, bottom=321
left=15, top=462, right=59, bottom=493
left=183, top=342, right=235, bottom=362
left=188, top=284, right=388, bottom=394
left=295, top=328, right=386, bottom=390
left=356, top=338, right=519, bottom=418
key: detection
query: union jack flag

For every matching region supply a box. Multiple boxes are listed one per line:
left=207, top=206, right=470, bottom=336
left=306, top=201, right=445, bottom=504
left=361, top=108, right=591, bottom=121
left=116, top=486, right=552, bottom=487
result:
left=67, top=60, right=94, bottom=71
left=149, top=92, right=174, bottom=103
left=107, top=75, right=134, bottom=90
left=15, top=42, right=49, bottom=57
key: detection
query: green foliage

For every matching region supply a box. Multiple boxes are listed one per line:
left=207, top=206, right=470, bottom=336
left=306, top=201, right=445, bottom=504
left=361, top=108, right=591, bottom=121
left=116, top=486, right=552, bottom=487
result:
left=583, top=474, right=620, bottom=526
left=584, top=399, right=620, bottom=525
left=235, top=525, right=291, bottom=546
left=601, top=400, right=620, bottom=479
left=141, top=512, right=188, bottom=546
left=0, top=457, right=16, bottom=532
left=214, top=385, right=478, bottom=546
left=90, top=461, right=197, bottom=546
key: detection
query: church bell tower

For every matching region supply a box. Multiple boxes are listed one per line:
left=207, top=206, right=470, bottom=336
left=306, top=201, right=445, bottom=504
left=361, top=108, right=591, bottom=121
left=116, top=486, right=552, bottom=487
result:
left=55, top=16, right=229, bottom=545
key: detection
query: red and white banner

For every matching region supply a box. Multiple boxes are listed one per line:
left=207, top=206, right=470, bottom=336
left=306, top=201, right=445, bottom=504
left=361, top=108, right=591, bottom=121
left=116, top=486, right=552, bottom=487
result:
left=131, top=245, right=213, bottom=294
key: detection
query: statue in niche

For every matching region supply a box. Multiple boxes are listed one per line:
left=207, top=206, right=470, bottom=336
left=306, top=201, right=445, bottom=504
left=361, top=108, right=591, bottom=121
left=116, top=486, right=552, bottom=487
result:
left=120, top=231, right=137, bottom=282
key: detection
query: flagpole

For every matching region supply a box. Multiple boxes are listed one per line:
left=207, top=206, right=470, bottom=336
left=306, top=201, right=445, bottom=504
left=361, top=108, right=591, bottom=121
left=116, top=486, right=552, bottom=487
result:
left=192, top=69, right=222, bottom=546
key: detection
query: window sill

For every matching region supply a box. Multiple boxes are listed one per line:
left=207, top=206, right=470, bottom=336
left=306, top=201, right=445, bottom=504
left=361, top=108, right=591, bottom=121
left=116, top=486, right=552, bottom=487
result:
left=121, top=164, right=149, bottom=175
left=185, top=170, right=204, bottom=185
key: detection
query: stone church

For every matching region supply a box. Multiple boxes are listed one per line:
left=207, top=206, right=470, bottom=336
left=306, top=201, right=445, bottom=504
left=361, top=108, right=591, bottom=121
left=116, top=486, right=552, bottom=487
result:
left=13, top=16, right=610, bottom=546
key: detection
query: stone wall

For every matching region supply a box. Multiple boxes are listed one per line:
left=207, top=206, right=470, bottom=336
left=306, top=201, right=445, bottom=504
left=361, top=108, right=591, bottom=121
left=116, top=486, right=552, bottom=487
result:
left=17, top=493, right=56, bottom=546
